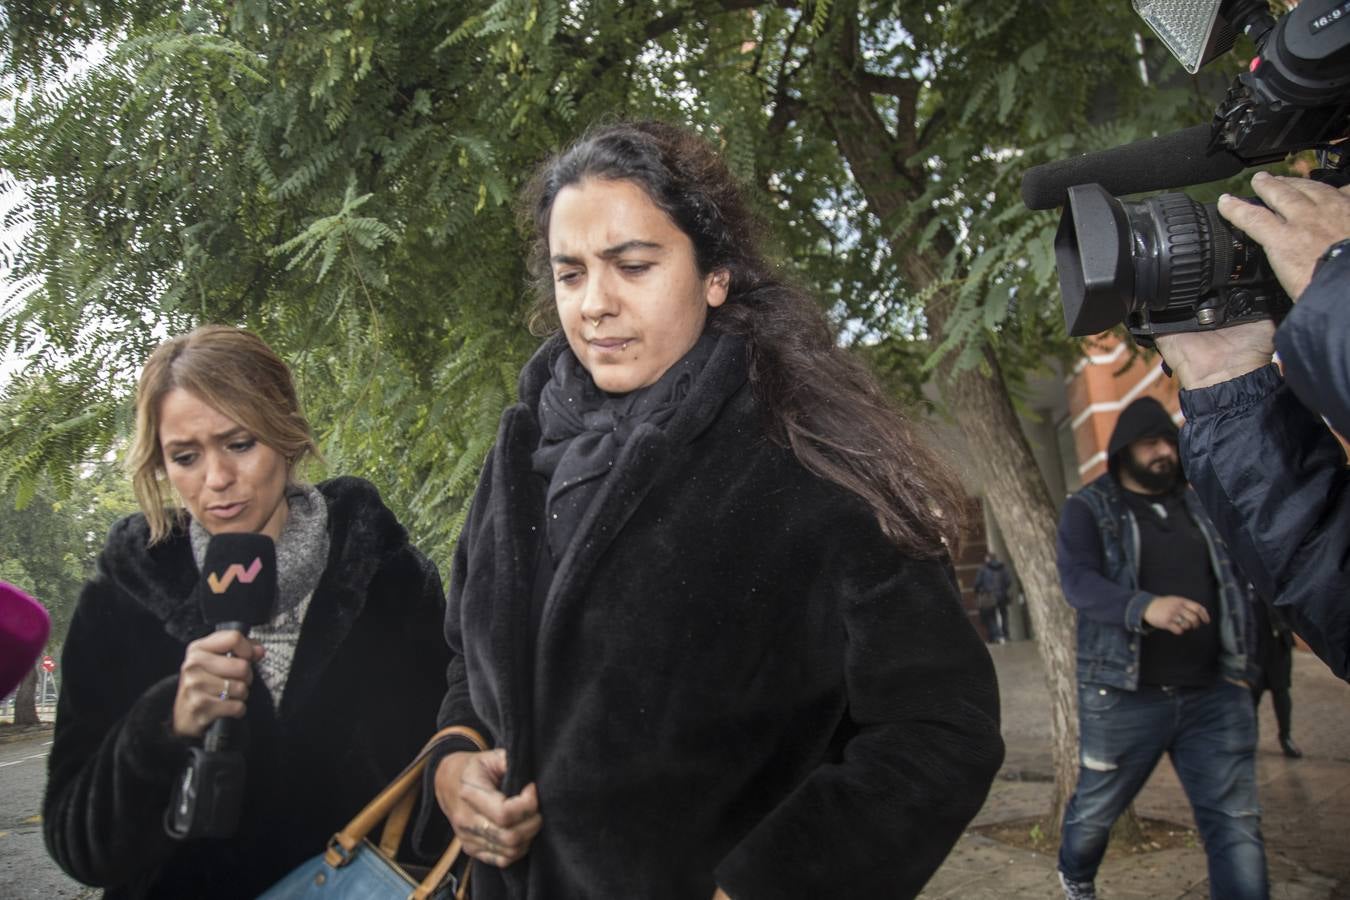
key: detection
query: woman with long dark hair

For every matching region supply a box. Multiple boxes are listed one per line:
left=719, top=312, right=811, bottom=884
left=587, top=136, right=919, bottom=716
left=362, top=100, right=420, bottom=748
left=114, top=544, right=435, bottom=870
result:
left=430, top=121, right=1002, bottom=898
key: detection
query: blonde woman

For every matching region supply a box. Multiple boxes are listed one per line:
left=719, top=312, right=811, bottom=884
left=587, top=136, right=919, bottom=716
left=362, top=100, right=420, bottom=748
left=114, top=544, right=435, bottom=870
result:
left=44, top=326, right=450, bottom=898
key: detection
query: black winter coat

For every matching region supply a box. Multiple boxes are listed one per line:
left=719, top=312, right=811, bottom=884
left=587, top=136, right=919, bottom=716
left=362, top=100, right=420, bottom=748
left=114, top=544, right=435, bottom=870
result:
left=43, top=477, right=451, bottom=898
left=1277, top=244, right=1350, bottom=438
left=437, top=334, right=1004, bottom=900
left=1178, top=248, right=1350, bottom=680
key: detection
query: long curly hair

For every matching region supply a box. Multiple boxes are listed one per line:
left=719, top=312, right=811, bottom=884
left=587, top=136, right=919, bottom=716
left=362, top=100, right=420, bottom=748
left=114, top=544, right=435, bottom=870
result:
left=520, top=121, right=963, bottom=558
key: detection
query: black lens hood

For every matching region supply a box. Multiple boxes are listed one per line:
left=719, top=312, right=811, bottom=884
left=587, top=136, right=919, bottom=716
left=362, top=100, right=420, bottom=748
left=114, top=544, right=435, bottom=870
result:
left=1056, top=184, right=1134, bottom=337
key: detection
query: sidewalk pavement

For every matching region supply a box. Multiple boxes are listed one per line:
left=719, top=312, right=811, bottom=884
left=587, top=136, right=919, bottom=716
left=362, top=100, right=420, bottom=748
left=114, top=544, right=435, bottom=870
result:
left=920, top=642, right=1350, bottom=899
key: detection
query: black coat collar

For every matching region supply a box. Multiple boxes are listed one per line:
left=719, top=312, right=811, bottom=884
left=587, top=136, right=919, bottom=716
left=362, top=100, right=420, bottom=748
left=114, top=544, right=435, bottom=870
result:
left=508, top=330, right=750, bottom=585
left=101, top=477, right=408, bottom=715
left=484, top=332, right=752, bottom=791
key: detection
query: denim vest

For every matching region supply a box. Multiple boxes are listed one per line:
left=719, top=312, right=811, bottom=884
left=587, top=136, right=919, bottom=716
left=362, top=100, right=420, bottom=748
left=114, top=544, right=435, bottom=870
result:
left=1071, top=476, right=1251, bottom=690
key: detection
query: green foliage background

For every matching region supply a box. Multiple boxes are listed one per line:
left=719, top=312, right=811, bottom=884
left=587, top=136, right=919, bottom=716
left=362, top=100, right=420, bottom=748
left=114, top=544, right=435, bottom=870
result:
left=0, top=462, right=136, bottom=650
left=0, top=0, right=1249, bottom=589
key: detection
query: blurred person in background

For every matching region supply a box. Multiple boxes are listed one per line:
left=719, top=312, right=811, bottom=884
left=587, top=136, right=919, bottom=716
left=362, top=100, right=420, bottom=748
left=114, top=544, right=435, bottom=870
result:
left=1055, top=396, right=1265, bottom=900
left=974, top=551, right=1013, bottom=643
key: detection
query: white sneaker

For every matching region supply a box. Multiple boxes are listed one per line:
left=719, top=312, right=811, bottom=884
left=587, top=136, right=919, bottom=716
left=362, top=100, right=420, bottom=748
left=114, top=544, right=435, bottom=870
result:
left=1058, top=871, right=1097, bottom=900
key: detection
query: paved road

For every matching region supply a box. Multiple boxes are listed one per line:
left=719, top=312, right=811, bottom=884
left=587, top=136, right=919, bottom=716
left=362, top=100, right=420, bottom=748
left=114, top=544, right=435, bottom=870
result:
left=0, top=730, right=98, bottom=899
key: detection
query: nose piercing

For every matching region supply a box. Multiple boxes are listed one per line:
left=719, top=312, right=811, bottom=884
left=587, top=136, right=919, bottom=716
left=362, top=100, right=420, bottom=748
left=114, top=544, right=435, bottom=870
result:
left=590, top=317, right=601, bottom=328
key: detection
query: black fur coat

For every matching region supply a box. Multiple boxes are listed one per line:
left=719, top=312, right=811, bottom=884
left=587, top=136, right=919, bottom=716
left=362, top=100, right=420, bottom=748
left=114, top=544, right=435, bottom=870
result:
left=43, top=477, right=450, bottom=899
left=438, top=335, right=1003, bottom=899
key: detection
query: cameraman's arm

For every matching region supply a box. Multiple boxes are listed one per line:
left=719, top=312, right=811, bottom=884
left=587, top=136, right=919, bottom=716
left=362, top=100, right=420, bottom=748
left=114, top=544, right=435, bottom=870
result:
left=1217, top=173, right=1350, bottom=435
left=1274, top=245, right=1350, bottom=437
left=1155, top=174, right=1350, bottom=681
left=1176, top=366, right=1350, bottom=680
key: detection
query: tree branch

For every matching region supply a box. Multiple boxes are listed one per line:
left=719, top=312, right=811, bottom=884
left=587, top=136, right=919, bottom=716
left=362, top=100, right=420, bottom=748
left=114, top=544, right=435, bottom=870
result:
left=766, top=10, right=808, bottom=137
left=558, top=0, right=796, bottom=84
left=857, top=71, right=911, bottom=98
left=915, top=107, right=947, bottom=153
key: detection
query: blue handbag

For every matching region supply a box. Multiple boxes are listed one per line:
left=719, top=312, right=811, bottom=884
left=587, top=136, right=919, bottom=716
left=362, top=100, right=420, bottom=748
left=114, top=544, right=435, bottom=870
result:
left=258, top=726, right=486, bottom=900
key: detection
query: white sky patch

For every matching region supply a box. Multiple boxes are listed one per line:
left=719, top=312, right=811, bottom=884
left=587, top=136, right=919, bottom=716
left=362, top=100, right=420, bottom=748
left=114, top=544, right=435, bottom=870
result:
left=1, top=39, right=111, bottom=389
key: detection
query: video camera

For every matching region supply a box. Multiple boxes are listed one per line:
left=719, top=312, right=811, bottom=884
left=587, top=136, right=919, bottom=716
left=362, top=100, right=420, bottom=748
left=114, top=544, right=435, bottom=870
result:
left=1022, top=0, right=1350, bottom=345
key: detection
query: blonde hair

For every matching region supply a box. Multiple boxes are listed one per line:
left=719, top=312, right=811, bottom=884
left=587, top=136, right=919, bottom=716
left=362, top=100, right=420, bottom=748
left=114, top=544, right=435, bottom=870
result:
left=127, top=326, right=322, bottom=543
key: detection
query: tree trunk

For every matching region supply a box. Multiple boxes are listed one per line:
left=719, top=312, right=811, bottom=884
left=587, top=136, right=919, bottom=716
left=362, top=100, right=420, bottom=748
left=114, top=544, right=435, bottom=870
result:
left=937, top=356, right=1080, bottom=827
left=819, top=12, right=1081, bottom=827
left=13, top=668, right=39, bottom=726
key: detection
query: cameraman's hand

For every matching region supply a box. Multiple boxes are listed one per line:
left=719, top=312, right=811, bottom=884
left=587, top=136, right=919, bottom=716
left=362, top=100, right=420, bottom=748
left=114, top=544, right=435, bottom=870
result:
left=1144, top=595, right=1211, bottom=636
left=1218, top=173, right=1350, bottom=300
left=1155, top=319, right=1274, bottom=390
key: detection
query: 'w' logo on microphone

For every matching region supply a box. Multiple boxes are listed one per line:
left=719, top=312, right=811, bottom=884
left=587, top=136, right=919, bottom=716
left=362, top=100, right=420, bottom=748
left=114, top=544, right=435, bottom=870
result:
left=206, top=557, right=264, bottom=594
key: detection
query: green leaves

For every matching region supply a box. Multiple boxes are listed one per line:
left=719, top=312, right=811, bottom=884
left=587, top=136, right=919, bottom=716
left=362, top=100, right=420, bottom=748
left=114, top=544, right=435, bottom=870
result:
left=0, top=0, right=1242, bottom=563
left=272, top=179, right=396, bottom=280
left=0, top=459, right=138, bottom=649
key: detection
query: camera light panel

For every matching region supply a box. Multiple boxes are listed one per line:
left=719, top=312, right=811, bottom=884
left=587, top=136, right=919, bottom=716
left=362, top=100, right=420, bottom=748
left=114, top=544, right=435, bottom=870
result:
left=1133, top=0, right=1226, bottom=74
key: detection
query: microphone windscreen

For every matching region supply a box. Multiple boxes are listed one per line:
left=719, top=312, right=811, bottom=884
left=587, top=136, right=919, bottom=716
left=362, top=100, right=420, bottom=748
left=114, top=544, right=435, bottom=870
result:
left=0, top=582, right=50, bottom=698
left=199, top=533, right=277, bottom=629
left=1021, top=124, right=1247, bottom=210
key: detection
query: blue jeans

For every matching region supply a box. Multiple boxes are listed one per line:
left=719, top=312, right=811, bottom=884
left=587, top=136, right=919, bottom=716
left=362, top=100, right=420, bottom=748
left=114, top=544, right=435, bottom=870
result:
left=1059, top=679, right=1267, bottom=899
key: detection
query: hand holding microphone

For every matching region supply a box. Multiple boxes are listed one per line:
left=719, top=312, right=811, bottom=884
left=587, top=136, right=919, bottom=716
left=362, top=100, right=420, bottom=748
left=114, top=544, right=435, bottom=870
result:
left=166, top=532, right=275, bottom=840
left=171, top=629, right=264, bottom=740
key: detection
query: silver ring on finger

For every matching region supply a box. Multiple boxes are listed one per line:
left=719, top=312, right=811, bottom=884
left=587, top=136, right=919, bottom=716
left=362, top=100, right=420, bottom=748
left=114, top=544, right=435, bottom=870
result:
left=219, top=678, right=231, bottom=701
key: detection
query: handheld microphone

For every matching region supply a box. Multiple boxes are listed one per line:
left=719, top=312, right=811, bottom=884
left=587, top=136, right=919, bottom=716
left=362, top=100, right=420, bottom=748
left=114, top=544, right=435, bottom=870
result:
left=0, top=582, right=50, bottom=699
left=1020, top=124, right=1248, bottom=211
left=166, top=532, right=275, bottom=841
left=198, top=533, right=276, bottom=752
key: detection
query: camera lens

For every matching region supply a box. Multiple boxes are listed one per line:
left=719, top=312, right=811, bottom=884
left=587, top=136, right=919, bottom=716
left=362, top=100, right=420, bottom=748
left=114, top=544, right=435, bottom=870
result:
left=1055, top=183, right=1280, bottom=338
left=1123, top=192, right=1227, bottom=312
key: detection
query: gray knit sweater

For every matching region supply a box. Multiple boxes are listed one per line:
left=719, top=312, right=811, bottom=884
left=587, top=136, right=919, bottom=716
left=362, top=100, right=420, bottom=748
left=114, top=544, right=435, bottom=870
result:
left=190, top=484, right=330, bottom=706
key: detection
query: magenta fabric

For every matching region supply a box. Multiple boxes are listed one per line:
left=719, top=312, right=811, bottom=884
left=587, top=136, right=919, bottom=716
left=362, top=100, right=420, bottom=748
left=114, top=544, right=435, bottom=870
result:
left=0, top=581, right=50, bottom=697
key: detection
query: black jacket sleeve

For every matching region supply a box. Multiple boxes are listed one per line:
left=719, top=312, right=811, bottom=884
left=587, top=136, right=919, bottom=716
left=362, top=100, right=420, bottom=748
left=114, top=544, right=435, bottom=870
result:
left=435, top=453, right=494, bottom=746
left=1275, top=248, right=1350, bottom=438
left=414, top=458, right=499, bottom=850
left=42, top=544, right=192, bottom=887
left=1178, top=363, right=1350, bottom=681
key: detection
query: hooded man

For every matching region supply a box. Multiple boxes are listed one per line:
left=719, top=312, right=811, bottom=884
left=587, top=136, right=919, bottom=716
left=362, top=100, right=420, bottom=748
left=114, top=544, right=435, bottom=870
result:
left=1054, top=396, right=1266, bottom=900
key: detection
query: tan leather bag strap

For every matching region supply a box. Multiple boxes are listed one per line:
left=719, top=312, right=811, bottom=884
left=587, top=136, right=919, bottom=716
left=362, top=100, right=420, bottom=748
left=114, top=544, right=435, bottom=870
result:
left=379, top=725, right=489, bottom=856
left=378, top=788, right=418, bottom=858
left=323, top=725, right=489, bottom=898
left=411, top=835, right=472, bottom=900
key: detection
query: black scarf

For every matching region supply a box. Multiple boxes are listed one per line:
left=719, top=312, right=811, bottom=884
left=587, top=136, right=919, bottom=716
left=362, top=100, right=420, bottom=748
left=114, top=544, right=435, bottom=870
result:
left=532, top=334, right=718, bottom=560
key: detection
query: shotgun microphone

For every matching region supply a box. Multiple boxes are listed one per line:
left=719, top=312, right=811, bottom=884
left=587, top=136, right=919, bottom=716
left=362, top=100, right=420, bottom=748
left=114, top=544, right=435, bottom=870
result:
left=1020, top=124, right=1248, bottom=211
